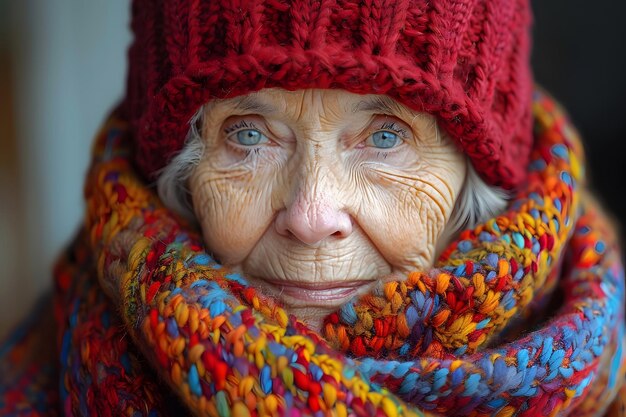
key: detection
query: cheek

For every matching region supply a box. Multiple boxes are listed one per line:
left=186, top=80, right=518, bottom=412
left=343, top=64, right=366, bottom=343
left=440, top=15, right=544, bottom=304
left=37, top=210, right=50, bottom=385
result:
left=189, top=162, right=276, bottom=265
left=353, top=158, right=465, bottom=270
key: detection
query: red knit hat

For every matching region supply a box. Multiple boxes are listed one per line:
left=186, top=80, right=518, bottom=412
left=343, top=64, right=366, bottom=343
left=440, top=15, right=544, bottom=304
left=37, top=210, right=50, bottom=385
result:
left=123, top=0, right=533, bottom=190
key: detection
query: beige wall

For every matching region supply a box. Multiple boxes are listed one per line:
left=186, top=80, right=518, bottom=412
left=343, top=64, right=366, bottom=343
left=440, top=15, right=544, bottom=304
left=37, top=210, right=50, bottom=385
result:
left=0, top=2, right=130, bottom=338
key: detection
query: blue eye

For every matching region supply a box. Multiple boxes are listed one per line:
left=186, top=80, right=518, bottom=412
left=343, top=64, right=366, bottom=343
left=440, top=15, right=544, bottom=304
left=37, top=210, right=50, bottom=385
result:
left=235, top=129, right=267, bottom=146
left=370, top=130, right=401, bottom=149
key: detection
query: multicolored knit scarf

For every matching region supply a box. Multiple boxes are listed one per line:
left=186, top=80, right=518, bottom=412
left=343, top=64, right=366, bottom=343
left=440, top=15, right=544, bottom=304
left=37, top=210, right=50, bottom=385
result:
left=1, top=90, right=625, bottom=417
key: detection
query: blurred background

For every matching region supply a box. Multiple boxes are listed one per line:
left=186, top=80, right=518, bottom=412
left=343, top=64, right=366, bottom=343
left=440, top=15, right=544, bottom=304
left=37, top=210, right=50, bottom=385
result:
left=0, top=1, right=130, bottom=337
left=1, top=1, right=625, bottom=338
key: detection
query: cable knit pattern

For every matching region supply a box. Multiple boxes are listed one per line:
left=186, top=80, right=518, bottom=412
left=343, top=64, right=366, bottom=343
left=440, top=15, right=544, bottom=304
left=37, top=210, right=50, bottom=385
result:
left=124, top=0, right=533, bottom=190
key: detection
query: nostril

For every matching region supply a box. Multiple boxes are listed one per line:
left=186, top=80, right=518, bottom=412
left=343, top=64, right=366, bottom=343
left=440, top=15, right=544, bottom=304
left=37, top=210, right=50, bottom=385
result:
left=333, top=213, right=353, bottom=239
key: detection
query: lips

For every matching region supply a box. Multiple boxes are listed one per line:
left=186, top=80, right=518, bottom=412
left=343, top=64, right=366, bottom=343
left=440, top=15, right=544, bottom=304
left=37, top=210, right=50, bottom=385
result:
left=258, top=278, right=376, bottom=307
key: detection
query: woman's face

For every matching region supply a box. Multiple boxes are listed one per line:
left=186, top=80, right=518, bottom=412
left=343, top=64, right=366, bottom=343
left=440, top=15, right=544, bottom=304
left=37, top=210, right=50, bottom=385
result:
left=190, top=89, right=466, bottom=329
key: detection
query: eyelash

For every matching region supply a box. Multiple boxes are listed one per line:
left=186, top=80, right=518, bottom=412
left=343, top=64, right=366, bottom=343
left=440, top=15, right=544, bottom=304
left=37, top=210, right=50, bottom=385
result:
left=226, top=139, right=267, bottom=159
left=224, top=120, right=255, bottom=134
left=378, top=121, right=408, bottom=138
left=362, top=121, right=408, bottom=158
left=242, top=148, right=261, bottom=159
left=223, top=121, right=271, bottom=156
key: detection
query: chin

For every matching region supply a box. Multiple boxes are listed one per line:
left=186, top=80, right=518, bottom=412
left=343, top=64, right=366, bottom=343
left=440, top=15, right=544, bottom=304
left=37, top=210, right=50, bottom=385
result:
left=223, top=233, right=428, bottom=329
left=288, top=305, right=336, bottom=332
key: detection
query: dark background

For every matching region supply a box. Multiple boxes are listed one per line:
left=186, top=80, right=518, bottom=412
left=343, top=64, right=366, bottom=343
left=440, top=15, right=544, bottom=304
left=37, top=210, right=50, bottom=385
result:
left=531, top=0, right=626, bottom=244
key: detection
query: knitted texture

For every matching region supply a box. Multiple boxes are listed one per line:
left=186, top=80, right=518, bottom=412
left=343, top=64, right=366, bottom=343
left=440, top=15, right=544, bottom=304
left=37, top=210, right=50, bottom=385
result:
left=2, top=90, right=624, bottom=416
left=124, top=0, right=533, bottom=190
left=0, top=297, right=59, bottom=416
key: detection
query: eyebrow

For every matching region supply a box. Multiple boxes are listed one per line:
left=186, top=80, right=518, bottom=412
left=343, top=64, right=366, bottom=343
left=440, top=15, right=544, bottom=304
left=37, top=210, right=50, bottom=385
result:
left=351, top=96, right=405, bottom=115
left=353, top=96, right=436, bottom=143
left=232, top=95, right=278, bottom=114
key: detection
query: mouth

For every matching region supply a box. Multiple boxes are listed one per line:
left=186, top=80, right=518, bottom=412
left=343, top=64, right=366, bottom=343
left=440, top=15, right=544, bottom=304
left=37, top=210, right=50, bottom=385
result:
left=256, top=278, right=377, bottom=307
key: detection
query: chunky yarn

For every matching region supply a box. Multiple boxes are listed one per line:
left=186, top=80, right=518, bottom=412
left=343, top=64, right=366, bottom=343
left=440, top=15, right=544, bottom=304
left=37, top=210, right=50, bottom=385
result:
left=1, top=90, right=625, bottom=416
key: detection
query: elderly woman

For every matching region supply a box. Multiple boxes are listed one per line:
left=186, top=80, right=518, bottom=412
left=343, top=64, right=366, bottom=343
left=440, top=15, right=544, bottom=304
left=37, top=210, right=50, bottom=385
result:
left=1, top=0, right=625, bottom=416
left=157, top=88, right=506, bottom=331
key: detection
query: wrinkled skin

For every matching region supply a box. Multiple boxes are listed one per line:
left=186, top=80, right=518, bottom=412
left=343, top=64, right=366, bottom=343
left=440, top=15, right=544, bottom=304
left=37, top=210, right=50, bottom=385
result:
left=190, top=89, right=466, bottom=330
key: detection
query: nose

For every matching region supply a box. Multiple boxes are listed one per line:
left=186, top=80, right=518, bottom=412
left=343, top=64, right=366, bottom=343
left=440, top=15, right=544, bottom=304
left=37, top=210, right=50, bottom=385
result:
left=275, top=190, right=353, bottom=245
